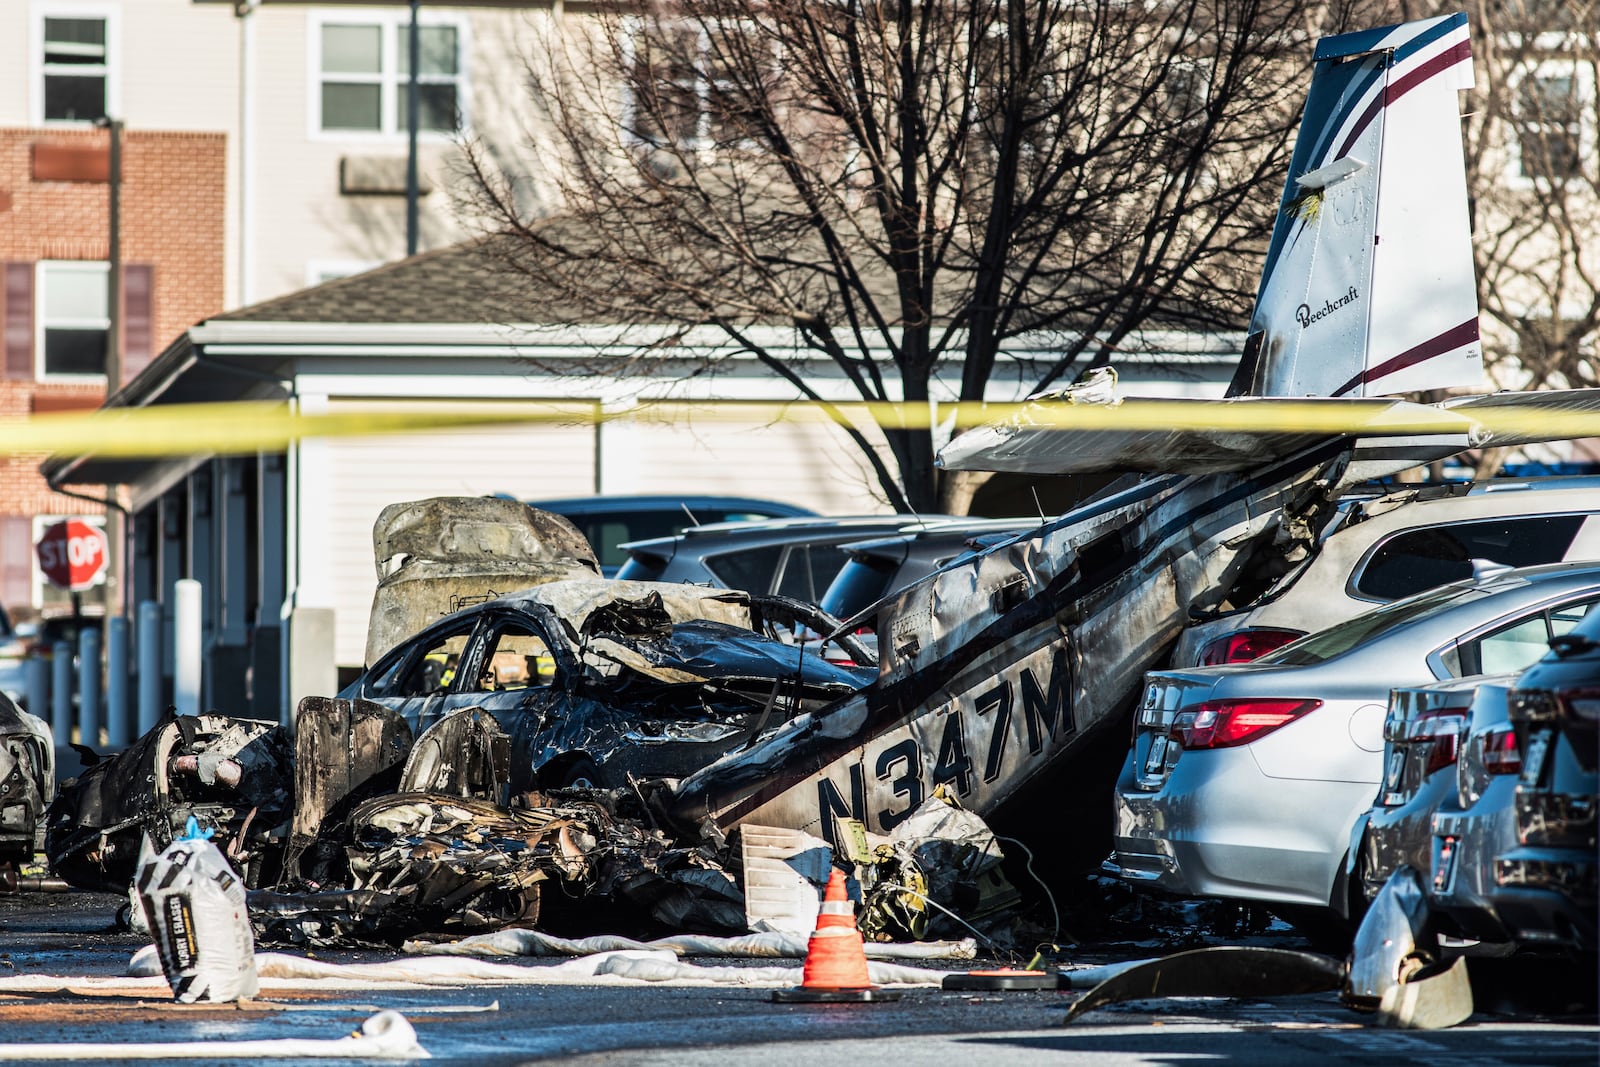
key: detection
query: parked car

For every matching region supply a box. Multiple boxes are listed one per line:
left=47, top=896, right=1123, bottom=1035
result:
left=1493, top=607, right=1600, bottom=951
left=616, top=514, right=958, bottom=605
left=818, top=518, right=1043, bottom=625
left=338, top=578, right=876, bottom=792
left=525, top=495, right=818, bottom=577
left=1427, top=677, right=1526, bottom=944
left=1352, top=673, right=1519, bottom=922
left=1173, top=478, right=1600, bottom=667
left=1107, top=562, right=1600, bottom=931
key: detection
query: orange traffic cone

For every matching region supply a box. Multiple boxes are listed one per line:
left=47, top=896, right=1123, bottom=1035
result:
left=772, top=868, right=901, bottom=1003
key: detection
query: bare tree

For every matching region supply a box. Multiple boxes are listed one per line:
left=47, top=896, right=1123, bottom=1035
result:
left=1462, top=0, right=1598, bottom=397
left=463, top=0, right=1356, bottom=512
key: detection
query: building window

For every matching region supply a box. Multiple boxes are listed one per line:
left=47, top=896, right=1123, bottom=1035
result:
left=1518, top=70, right=1584, bottom=181
left=314, top=13, right=464, bottom=137
left=37, top=261, right=109, bottom=380
left=624, top=21, right=772, bottom=151
left=39, top=13, right=110, bottom=124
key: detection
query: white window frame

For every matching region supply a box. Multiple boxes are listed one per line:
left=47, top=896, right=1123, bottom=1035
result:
left=621, top=17, right=769, bottom=153
left=1507, top=57, right=1594, bottom=188
left=35, top=260, right=110, bottom=383
left=306, top=8, right=471, bottom=143
left=29, top=2, right=121, bottom=127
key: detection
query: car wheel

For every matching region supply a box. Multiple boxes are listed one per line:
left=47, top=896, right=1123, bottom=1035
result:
left=537, top=755, right=603, bottom=790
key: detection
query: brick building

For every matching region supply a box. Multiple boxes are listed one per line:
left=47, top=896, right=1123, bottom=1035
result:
left=0, top=126, right=226, bottom=612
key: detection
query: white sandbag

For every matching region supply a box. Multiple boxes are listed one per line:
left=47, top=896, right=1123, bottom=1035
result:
left=134, top=830, right=258, bottom=1003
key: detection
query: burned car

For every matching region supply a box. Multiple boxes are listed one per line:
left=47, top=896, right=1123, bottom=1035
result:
left=341, top=579, right=876, bottom=792
left=46, top=710, right=293, bottom=893
left=0, top=694, right=53, bottom=880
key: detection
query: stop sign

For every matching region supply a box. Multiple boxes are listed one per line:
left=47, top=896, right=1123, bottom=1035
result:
left=36, top=520, right=109, bottom=592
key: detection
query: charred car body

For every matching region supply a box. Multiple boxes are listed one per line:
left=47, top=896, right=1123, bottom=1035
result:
left=0, top=695, right=53, bottom=880
left=341, top=579, right=875, bottom=793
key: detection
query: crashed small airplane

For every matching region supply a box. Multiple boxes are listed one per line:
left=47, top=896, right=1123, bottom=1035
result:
left=667, top=12, right=1600, bottom=853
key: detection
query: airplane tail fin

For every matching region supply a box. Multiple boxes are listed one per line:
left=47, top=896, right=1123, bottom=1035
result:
left=1233, top=13, right=1482, bottom=399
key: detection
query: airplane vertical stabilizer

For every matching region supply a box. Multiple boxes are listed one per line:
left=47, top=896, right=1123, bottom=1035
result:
left=1237, top=13, right=1481, bottom=399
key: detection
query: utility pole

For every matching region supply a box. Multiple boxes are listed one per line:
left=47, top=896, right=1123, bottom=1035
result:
left=406, top=0, right=420, bottom=257
left=98, top=116, right=124, bottom=619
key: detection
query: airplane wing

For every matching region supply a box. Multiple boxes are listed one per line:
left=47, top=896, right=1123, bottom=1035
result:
left=937, top=389, right=1600, bottom=477
left=936, top=395, right=1462, bottom=475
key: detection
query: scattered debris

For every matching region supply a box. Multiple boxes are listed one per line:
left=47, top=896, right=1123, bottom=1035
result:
left=45, top=711, right=293, bottom=893
left=1344, top=866, right=1473, bottom=1028
left=1061, top=946, right=1344, bottom=1024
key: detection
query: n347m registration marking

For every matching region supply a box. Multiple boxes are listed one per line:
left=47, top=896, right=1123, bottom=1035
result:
left=817, top=647, right=1074, bottom=835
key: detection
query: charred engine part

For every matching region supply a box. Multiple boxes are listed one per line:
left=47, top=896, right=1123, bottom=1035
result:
left=46, top=711, right=293, bottom=893
left=282, top=697, right=414, bottom=889
left=1062, top=946, right=1345, bottom=1024
left=851, top=795, right=1019, bottom=944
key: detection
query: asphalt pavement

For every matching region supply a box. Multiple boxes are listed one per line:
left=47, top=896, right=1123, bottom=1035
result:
left=0, top=890, right=1593, bottom=1066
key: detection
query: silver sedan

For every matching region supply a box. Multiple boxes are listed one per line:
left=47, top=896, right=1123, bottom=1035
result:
left=1106, top=562, right=1600, bottom=927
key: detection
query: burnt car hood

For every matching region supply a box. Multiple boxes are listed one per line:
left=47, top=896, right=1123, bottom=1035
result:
left=366, top=497, right=600, bottom=665
left=597, top=620, right=874, bottom=692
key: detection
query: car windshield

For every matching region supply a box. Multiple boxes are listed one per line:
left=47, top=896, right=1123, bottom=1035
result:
left=1257, top=583, right=1483, bottom=666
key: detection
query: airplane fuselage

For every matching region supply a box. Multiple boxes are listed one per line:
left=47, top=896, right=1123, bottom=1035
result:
left=669, top=443, right=1351, bottom=845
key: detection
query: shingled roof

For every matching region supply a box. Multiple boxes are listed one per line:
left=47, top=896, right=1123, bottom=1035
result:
left=213, top=235, right=549, bottom=325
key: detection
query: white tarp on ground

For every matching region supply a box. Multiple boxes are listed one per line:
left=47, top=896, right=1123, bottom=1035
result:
left=0, top=1011, right=426, bottom=1061
left=402, top=928, right=977, bottom=961
left=129, top=945, right=954, bottom=989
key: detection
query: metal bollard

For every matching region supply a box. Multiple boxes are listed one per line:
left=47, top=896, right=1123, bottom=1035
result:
left=106, top=616, right=130, bottom=747
left=78, top=627, right=102, bottom=751
left=174, top=579, right=201, bottom=718
left=50, top=641, right=73, bottom=746
left=137, top=601, right=163, bottom=735
left=24, top=656, right=48, bottom=721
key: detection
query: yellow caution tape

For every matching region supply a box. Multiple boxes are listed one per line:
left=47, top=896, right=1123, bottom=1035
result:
left=1, top=396, right=1597, bottom=462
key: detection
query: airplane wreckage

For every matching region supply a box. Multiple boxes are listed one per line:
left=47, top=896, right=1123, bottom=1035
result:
left=40, top=13, right=1600, bottom=946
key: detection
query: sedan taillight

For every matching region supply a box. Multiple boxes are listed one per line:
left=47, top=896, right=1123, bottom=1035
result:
left=1414, top=710, right=1469, bottom=777
left=1168, top=698, right=1322, bottom=749
left=1196, top=629, right=1305, bottom=666
left=1481, top=726, right=1523, bottom=775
